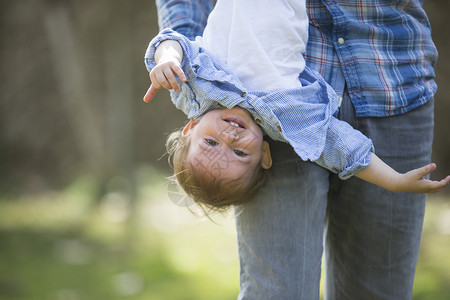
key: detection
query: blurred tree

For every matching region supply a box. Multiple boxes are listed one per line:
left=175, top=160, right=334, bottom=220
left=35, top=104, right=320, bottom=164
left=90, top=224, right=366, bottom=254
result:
left=0, top=0, right=448, bottom=196
left=44, top=1, right=105, bottom=176
left=424, top=0, right=450, bottom=184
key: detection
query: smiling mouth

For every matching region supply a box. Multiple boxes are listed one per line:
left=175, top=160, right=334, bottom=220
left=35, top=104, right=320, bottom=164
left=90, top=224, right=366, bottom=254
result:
left=223, top=117, right=246, bottom=129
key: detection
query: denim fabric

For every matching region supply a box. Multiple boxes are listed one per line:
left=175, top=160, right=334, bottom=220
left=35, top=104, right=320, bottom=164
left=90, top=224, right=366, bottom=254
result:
left=235, top=143, right=329, bottom=300
left=235, top=93, right=433, bottom=300
left=324, top=93, right=433, bottom=300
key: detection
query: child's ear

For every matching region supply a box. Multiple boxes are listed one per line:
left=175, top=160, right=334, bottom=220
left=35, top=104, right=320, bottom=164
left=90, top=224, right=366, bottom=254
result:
left=260, top=141, right=272, bottom=169
left=182, top=119, right=198, bottom=137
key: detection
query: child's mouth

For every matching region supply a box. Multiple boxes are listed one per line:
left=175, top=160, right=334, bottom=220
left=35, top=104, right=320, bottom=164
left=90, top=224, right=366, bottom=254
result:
left=224, top=117, right=246, bottom=129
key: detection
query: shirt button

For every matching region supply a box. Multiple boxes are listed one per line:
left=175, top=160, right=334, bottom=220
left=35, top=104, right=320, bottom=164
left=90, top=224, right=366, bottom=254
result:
left=338, top=37, right=345, bottom=45
left=241, top=92, right=247, bottom=98
left=277, top=125, right=282, bottom=132
left=254, top=118, right=262, bottom=125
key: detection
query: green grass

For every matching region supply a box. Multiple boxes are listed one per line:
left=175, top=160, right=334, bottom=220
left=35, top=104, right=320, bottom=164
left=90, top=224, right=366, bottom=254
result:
left=0, top=169, right=449, bottom=299
left=413, top=196, right=450, bottom=300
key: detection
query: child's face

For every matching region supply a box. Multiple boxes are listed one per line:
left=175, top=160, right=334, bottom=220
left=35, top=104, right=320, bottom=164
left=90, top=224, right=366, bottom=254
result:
left=182, top=107, right=272, bottom=183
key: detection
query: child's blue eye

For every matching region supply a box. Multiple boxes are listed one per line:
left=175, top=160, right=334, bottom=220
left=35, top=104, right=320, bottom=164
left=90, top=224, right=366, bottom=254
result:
left=205, top=139, right=218, bottom=146
left=233, top=149, right=247, bottom=157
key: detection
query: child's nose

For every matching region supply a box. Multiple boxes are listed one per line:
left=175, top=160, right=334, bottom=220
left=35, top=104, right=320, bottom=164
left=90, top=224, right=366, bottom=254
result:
left=222, top=130, right=239, bottom=143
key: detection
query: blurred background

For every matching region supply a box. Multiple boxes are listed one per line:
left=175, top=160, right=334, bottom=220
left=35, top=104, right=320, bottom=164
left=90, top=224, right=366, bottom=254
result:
left=0, top=0, right=449, bottom=299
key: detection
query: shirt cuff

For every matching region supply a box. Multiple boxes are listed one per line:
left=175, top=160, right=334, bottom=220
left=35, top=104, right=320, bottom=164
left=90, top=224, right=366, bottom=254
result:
left=338, top=144, right=374, bottom=180
left=144, top=28, right=196, bottom=79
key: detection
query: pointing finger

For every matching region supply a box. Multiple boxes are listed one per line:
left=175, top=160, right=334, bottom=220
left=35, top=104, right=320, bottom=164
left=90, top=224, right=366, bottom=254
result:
left=143, top=84, right=160, bottom=102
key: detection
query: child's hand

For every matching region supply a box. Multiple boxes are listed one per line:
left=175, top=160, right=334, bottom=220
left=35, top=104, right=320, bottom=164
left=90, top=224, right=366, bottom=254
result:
left=143, top=40, right=186, bottom=103
left=355, top=153, right=450, bottom=194
left=144, top=60, right=186, bottom=102
left=395, top=163, right=450, bottom=194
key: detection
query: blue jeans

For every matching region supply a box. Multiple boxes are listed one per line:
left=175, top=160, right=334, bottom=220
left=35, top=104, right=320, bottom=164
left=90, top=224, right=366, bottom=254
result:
left=235, top=95, right=434, bottom=300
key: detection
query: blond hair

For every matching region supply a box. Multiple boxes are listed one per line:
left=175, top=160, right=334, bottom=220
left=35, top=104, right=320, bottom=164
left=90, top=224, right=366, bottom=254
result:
left=166, top=127, right=267, bottom=212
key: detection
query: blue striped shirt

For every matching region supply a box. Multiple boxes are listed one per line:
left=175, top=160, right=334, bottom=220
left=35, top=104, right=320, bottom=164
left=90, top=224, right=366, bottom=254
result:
left=145, top=29, right=373, bottom=179
left=154, top=0, right=438, bottom=117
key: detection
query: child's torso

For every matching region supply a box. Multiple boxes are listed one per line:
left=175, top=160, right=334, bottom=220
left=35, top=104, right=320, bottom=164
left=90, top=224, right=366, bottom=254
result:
left=199, top=0, right=308, bottom=92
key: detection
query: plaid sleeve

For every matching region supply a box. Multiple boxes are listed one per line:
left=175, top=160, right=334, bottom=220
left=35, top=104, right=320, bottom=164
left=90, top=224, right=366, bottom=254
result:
left=155, top=0, right=214, bottom=40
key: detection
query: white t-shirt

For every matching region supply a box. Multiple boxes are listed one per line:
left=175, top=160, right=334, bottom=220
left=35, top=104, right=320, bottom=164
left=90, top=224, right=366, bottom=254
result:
left=199, top=0, right=308, bottom=92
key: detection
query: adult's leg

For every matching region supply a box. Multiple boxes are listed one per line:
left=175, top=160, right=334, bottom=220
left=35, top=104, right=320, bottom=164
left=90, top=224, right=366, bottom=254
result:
left=325, top=95, right=434, bottom=299
left=235, top=141, right=329, bottom=300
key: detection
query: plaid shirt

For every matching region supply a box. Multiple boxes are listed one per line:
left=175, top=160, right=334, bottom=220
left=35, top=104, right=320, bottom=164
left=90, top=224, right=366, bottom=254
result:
left=154, top=0, right=438, bottom=117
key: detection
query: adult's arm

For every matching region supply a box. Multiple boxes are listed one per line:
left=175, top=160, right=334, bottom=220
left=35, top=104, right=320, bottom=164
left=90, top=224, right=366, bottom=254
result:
left=155, top=0, right=214, bottom=40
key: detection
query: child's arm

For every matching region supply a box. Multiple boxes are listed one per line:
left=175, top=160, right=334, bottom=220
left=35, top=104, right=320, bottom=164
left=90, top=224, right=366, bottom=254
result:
left=355, top=153, right=450, bottom=193
left=143, top=40, right=186, bottom=102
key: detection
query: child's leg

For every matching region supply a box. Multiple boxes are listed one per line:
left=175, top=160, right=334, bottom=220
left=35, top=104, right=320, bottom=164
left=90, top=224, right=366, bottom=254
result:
left=235, top=141, right=329, bottom=300
left=325, top=94, right=433, bottom=299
